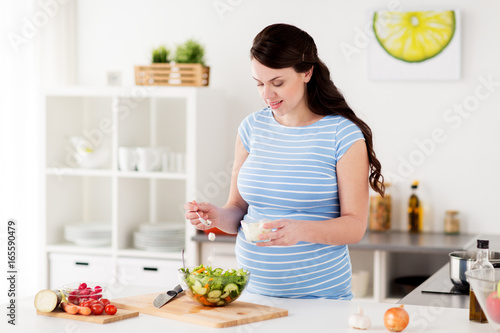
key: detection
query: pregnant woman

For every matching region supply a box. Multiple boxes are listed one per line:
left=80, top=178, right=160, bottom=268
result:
left=185, top=23, right=384, bottom=300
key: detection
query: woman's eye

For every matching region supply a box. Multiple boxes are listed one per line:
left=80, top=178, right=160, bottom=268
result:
left=274, top=83, right=283, bottom=87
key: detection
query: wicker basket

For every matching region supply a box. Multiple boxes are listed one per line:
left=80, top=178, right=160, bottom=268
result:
left=135, top=63, right=210, bottom=87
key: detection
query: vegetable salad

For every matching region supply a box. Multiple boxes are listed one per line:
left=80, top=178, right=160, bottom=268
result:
left=179, top=265, right=250, bottom=306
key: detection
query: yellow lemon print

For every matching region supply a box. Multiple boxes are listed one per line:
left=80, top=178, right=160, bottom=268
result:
left=373, top=10, right=456, bottom=63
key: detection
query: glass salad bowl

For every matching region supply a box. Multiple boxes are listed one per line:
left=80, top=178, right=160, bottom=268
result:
left=465, top=268, right=500, bottom=332
left=61, top=282, right=107, bottom=305
left=178, top=265, right=250, bottom=307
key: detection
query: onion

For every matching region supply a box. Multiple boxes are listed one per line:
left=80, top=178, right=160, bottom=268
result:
left=384, top=305, right=409, bottom=332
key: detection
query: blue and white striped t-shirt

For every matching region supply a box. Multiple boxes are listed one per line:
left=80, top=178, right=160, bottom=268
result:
left=235, top=108, right=365, bottom=300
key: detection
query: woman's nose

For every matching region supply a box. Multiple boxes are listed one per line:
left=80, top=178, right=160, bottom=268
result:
left=262, top=85, right=274, bottom=100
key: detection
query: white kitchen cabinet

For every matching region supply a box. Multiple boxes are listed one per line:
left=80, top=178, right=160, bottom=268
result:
left=41, top=86, right=228, bottom=289
left=116, top=257, right=181, bottom=288
left=49, top=253, right=115, bottom=290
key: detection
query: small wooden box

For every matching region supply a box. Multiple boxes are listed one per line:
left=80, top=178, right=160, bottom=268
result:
left=135, top=63, right=210, bottom=87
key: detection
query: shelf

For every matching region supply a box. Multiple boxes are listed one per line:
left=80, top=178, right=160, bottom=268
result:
left=192, top=233, right=237, bottom=243
left=117, top=171, right=187, bottom=180
left=41, top=86, right=228, bottom=289
left=46, top=244, right=113, bottom=255
left=46, top=168, right=188, bottom=180
left=46, top=168, right=113, bottom=177
left=117, top=248, right=183, bottom=260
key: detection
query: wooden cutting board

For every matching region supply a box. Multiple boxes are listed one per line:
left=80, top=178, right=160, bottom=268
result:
left=112, top=292, right=288, bottom=328
left=36, top=308, right=139, bottom=324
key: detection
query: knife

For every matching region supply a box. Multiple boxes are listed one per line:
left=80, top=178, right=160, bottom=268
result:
left=153, top=284, right=183, bottom=309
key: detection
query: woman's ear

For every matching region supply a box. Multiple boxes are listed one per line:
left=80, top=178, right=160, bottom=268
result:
left=304, top=66, right=314, bottom=83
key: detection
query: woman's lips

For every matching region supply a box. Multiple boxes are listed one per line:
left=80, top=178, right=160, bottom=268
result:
left=269, top=100, right=283, bottom=110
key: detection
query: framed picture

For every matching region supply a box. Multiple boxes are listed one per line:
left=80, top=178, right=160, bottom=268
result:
left=368, top=9, right=461, bottom=81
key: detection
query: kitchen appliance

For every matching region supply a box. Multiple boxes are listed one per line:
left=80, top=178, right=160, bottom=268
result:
left=112, top=292, right=288, bottom=328
left=449, top=250, right=500, bottom=290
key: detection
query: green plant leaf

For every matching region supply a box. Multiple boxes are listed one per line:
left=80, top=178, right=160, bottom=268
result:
left=174, top=39, right=206, bottom=65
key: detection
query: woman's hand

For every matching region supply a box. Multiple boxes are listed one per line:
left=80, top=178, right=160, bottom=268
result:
left=184, top=200, right=219, bottom=231
left=256, top=219, right=302, bottom=246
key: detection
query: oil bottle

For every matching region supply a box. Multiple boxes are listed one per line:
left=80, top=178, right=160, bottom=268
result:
left=408, top=180, right=422, bottom=233
left=469, top=239, right=494, bottom=323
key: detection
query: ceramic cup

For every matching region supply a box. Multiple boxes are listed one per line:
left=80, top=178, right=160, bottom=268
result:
left=136, top=147, right=160, bottom=172
left=118, top=147, right=138, bottom=171
left=241, top=219, right=272, bottom=243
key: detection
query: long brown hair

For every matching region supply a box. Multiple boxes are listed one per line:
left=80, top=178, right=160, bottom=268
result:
left=251, top=23, right=385, bottom=196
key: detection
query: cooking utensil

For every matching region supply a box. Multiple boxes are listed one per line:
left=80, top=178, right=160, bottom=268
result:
left=195, top=211, right=211, bottom=226
left=181, top=248, right=186, bottom=269
left=153, top=284, right=183, bottom=309
left=113, top=292, right=288, bottom=328
left=449, top=250, right=500, bottom=290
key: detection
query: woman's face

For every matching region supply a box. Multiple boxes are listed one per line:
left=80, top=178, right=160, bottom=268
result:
left=251, top=59, right=312, bottom=119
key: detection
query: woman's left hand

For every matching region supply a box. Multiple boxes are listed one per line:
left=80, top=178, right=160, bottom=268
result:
left=256, top=219, right=302, bottom=246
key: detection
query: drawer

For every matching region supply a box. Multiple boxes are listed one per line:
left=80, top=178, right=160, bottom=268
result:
left=49, top=253, right=115, bottom=289
left=117, top=257, right=181, bottom=288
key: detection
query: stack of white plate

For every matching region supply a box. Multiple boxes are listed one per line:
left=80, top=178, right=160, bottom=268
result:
left=133, top=223, right=184, bottom=252
left=64, top=224, right=112, bottom=247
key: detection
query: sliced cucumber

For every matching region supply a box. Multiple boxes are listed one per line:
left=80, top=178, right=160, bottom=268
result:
left=192, top=286, right=207, bottom=295
left=207, top=290, right=222, bottom=299
left=216, top=300, right=225, bottom=306
left=223, top=283, right=239, bottom=293
left=206, top=297, right=220, bottom=303
left=192, top=280, right=207, bottom=295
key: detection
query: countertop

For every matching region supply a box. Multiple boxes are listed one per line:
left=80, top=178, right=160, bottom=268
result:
left=194, top=230, right=478, bottom=253
left=399, top=264, right=469, bottom=309
left=2, top=287, right=495, bottom=333
left=399, top=234, right=500, bottom=309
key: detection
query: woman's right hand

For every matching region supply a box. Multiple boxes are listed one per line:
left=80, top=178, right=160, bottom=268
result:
left=184, top=200, right=219, bottom=230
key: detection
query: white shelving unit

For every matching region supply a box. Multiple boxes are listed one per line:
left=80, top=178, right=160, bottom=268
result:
left=41, top=86, right=228, bottom=290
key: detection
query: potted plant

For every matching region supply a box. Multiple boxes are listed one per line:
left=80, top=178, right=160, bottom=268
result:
left=135, top=40, right=209, bottom=87
left=173, top=39, right=205, bottom=65
left=151, top=45, right=171, bottom=63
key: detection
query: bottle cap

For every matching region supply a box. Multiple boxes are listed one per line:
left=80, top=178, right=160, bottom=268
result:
left=411, top=180, right=419, bottom=189
left=477, top=239, right=489, bottom=249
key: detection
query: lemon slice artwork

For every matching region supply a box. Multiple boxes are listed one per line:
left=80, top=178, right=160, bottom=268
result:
left=373, top=10, right=456, bottom=63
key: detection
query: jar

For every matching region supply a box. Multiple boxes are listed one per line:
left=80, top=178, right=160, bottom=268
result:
left=369, top=183, right=392, bottom=232
left=444, top=210, right=460, bottom=234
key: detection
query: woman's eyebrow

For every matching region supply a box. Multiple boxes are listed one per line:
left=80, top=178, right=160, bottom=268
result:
left=252, top=76, right=283, bottom=82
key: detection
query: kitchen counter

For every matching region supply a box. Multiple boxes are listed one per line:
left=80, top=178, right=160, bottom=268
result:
left=399, top=264, right=469, bottom=309
left=194, top=230, right=478, bottom=252
left=399, top=234, right=500, bottom=309
left=349, top=230, right=476, bottom=253
left=2, top=287, right=495, bottom=333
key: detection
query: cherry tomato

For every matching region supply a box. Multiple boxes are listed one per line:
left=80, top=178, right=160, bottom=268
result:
left=80, top=300, right=92, bottom=308
left=91, top=303, right=104, bottom=315
left=101, top=299, right=111, bottom=307
left=105, top=304, right=117, bottom=315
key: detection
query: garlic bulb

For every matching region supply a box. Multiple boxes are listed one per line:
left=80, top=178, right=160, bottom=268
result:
left=349, top=306, right=371, bottom=330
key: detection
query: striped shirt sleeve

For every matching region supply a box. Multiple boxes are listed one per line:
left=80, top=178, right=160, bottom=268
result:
left=238, top=112, right=257, bottom=153
left=335, top=118, right=365, bottom=161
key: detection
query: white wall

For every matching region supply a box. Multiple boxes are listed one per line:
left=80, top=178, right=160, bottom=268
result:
left=74, top=0, right=500, bottom=234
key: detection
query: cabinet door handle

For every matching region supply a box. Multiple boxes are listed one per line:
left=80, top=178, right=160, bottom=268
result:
left=143, top=267, right=158, bottom=272
left=75, top=262, right=89, bottom=266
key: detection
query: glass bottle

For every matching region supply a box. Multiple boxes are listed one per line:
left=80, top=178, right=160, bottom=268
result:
left=369, top=183, right=392, bottom=232
left=444, top=210, right=460, bottom=235
left=469, top=239, right=494, bottom=323
left=408, top=180, right=422, bottom=233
